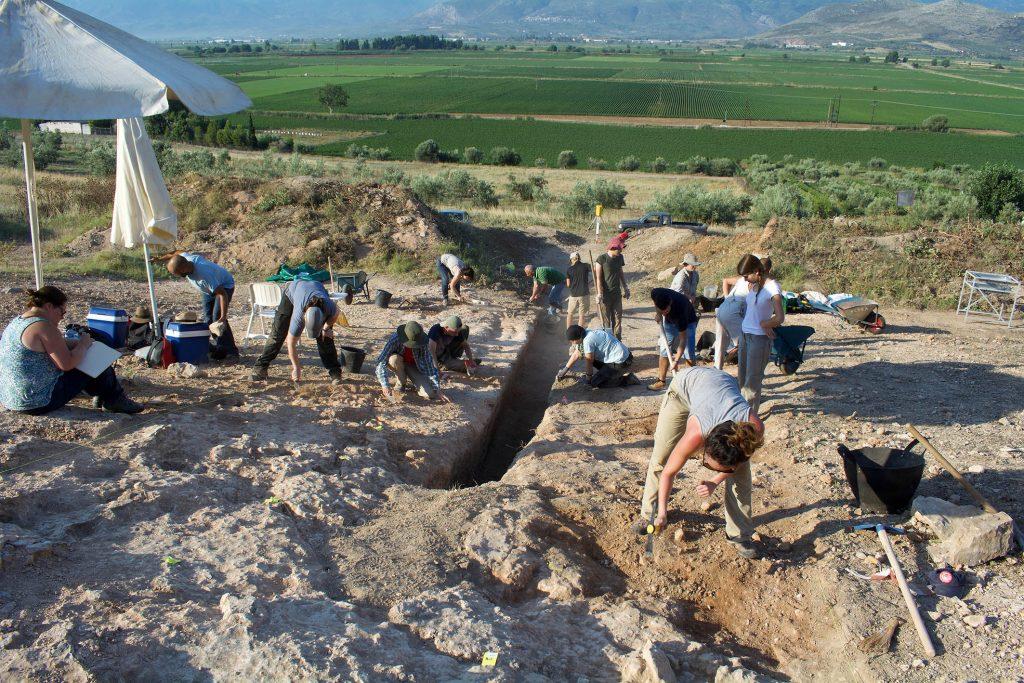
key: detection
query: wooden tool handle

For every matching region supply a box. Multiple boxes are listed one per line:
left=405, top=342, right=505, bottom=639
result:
left=877, top=526, right=937, bottom=658
left=906, top=424, right=997, bottom=514
left=908, top=424, right=1024, bottom=552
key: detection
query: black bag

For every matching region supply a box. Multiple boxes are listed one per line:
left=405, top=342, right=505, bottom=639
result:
left=125, top=322, right=155, bottom=351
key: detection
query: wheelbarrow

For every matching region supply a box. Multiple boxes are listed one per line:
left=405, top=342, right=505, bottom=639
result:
left=770, top=325, right=815, bottom=375
left=334, top=271, right=375, bottom=301
left=834, top=297, right=886, bottom=334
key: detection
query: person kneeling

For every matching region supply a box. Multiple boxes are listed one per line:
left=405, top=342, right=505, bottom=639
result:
left=0, top=287, right=143, bottom=415
left=636, top=366, right=764, bottom=558
left=428, top=316, right=479, bottom=373
left=557, top=325, right=634, bottom=388
left=375, top=322, right=450, bottom=404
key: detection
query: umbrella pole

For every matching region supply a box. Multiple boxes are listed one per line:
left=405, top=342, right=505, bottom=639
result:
left=142, top=242, right=161, bottom=339
left=20, top=120, right=44, bottom=289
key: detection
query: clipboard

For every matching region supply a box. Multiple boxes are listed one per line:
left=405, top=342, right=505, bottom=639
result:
left=76, top=340, right=122, bottom=378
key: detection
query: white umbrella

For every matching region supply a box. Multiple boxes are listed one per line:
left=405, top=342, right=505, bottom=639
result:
left=111, top=117, right=177, bottom=336
left=0, top=0, right=251, bottom=287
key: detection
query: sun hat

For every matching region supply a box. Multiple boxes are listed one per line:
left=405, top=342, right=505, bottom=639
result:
left=444, top=315, right=463, bottom=330
left=303, top=307, right=325, bottom=339
left=173, top=311, right=198, bottom=323
left=398, top=321, right=427, bottom=348
left=681, top=253, right=702, bottom=267
left=209, top=320, right=227, bottom=337
left=569, top=251, right=581, bottom=262
left=608, top=239, right=624, bottom=251
left=132, top=305, right=152, bottom=322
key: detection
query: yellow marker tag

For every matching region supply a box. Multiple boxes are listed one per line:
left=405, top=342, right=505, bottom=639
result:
left=164, top=556, right=181, bottom=566
left=264, top=496, right=281, bottom=505
left=481, top=652, right=498, bottom=667
left=646, top=524, right=655, bottom=535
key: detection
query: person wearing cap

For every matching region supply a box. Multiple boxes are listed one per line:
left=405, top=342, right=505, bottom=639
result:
left=524, top=265, right=567, bottom=316
left=671, top=253, right=701, bottom=306
left=166, top=252, right=238, bottom=358
left=428, top=316, right=479, bottom=373
left=437, top=253, right=476, bottom=307
left=375, top=322, right=447, bottom=403
left=565, top=252, right=591, bottom=330
left=556, top=325, right=634, bottom=388
left=250, top=279, right=343, bottom=383
left=594, top=240, right=630, bottom=340
left=648, top=288, right=700, bottom=391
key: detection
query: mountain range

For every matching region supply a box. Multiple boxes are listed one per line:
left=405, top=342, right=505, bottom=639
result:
left=63, top=0, right=1024, bottom=52
left=760, top=0, right=1024, bottom=51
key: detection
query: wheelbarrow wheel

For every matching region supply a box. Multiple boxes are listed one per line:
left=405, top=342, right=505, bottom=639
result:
left=866, top=314, right=886, bottom=334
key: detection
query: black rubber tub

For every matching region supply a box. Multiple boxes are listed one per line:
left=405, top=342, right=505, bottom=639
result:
left=340, top=346, right=366, bottom=373
left=838, top=440, right=925, bottom=514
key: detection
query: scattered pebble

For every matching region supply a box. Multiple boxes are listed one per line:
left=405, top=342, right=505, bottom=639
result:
left=968, top=465, right=985, bottom=474
left=964, top=615, right=987, bottom=628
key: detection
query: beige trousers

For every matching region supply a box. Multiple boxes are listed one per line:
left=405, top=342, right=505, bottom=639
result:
left=387, top=355, right=437, bottom=399
left=639, top=384, right=754, bottom=540
left=566, top=295, right=591, bottom=326
left=737, top=333, right=772, bottom=413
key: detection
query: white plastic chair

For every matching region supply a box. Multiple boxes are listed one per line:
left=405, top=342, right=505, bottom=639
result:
left=244, top=283, right=283, bottom=344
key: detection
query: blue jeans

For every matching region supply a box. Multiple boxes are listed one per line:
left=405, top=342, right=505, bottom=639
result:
left=659, top=321, right=697, bottom=361
left=201, top=287, right=239, bottom=358
left=22, top=367, right=123, bottom=415
left=548, top=283, right=567, bottom=309
left=437, top=259, right=460, bottom=300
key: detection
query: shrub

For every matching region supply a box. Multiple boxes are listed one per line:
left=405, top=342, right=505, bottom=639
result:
left=557, top=150, right=578, bottom=169
left=345, top=143, right=391, bottom=160
left=650, top=157, right=668, bottom=173
left=996, top=202, right=1023, bottom=224
left=749, top=184, right=804, bottom=226
left=868, top=157, right=888, bottom=169
left=921, top=115, right=949, bottom=133
left=563, top=179, right=628, bottom=217
left=616, top=155, right=641, bottom=172
left=534, top=157, right=547, bottom=168
left=487, top=146, right=521, bottom=166
left=943, top=193, right=978, bottom=221
left=415, top=139, right=441, bottom=163
left=84, top=143, right=117, bottom=176
left=379, top=166, right=408, bottom=186
left=507, top=174, right=549, bottom=201
left=587, top=157, right=608, bottom=170
left=463, top=146, right=483, bottom=164
left=411, top=170, right=498, bottom=207
left=970, top=163, right=1024, bottom=219
left=706, top=158, right=739, bottom=176
left=648, top=184, right=750, bottom=224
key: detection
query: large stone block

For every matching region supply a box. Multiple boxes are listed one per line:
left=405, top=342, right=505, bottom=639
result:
left=911, top=496, right=1013, bottom=567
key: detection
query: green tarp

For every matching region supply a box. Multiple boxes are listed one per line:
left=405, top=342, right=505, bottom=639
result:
left=266, top=263, right=331, bottom=283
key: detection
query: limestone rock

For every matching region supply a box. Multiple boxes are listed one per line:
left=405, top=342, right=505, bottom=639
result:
left=912, top=496, right=1013, bottom=566
left=167, top=362, right=205, bottom=378
left=642, top=641, right=677, bottom=682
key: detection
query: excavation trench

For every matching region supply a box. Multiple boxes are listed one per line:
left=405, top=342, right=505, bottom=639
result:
left=456, top=315, right=567, bottom=486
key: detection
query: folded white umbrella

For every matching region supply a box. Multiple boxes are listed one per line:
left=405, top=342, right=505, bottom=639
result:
left=0, top=0, right=251, bottom=288
left=111, top=118, right=177, bottom=333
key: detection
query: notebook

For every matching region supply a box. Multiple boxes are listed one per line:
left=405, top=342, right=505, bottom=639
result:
left=77, top=340, right=122, bottom=378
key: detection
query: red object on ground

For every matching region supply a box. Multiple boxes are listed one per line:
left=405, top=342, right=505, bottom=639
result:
left=160, top=337, right=176, bottom=369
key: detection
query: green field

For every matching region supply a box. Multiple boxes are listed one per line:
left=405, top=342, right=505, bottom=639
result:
left=237, top=113, right=1024, bottom=168
left=198, top=49, right=1024, bottom=167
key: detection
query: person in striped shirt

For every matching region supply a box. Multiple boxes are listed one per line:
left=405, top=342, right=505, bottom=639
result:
left=375, top=322, right=448, bottom=403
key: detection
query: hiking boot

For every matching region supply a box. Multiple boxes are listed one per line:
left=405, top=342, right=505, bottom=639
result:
left=648, top=379, right=666, bottom=391
left=250, top=366, right=269, bottom=382
left=101, top=393, right=144, bottom=415
left=329, top=370, right=343, bottom=385
left=92, top=396, right=102, bottom=409
left=442, top=297, right=450, bottom=307
left=726, top=534, right=758, bottom=559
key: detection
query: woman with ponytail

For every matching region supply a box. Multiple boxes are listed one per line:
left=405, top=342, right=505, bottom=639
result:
left=0, top=287, right=143, bottom=415
left=636, top=366, right=764, bottom=558
left=735, top=254, right=783, bottom=411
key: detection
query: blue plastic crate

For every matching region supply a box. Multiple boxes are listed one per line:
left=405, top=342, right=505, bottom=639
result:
left=166, top=321, right=210, bottom=364
left=86, top=307, right=129, bottom=348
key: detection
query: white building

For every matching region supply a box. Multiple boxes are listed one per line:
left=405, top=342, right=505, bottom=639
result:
left=39, top=121, right=91, bottom=135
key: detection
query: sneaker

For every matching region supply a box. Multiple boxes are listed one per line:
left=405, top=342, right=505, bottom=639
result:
left=250, top=366, right=269, bottom=382
left=442, top=298, right=450, bottom=307
left=726, top=534, right=758, bottom=559
left=100, top=393, right=144, bottom=415
left=648, top=379, right=666, bottom=391
left=547, top=306, right=558, bottom=316
left=92, top=396, right=102, bottom=409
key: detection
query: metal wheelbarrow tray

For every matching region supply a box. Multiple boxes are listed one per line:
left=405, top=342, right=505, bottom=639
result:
left=334, top=271, right=374, bottom=300
left=834, top=297, right=886, bottom=334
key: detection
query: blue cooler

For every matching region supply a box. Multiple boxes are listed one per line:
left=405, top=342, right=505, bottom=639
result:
left=166, top=321, right=211, bottom=364
left=87, top=307, right=129, bottom=348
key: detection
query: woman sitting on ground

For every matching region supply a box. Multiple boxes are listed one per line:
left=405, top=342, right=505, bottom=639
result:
left=0, top=287, right=143, bottom=415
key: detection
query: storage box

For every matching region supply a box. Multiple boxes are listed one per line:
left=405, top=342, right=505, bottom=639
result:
left=165, top=321, right=210, bottom=364
left=86, top=307, right=129, bottom=348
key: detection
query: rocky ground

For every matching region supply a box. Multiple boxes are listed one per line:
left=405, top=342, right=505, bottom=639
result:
left=1, top=225, right=1023, bottom=681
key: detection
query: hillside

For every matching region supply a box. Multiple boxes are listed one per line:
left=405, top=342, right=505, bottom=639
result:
left=760, top=0, right=1022, bottom=51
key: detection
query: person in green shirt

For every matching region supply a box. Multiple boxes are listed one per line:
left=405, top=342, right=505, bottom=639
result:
left=524, top=264, right=567, bottom=316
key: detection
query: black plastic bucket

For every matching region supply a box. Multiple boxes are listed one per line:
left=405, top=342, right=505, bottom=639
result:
left=375, top=289, right=393, bottom=309
left=340, top=346, right=366, bottom=373
left=839, top=441, right=925, bottom=514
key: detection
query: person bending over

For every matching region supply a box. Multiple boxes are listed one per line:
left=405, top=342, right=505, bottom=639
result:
left=428, top=315, right=479, bottom=373
left=648, top=287, right=699, bottom=392
left=636, top=366, right=764, bottom=559
left=557, top=324, right=634, bottom=388
left=437, top=253, right=475, bottom=306
left=524, top=264, right=567, bottom=316
left=0, top=287, right=143, bottom=415
left=250, top=279, right=343, bottom=383
left=166, top=252, right=239, bottom=358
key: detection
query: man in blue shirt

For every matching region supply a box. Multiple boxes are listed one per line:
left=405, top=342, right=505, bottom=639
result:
left=167, top=252, right=238, bottom=358
left=375, top=322, right=448, bottom=403
left=556, top=325, right=634, bottom=388
left=250, top=279, right=343, bottom=383
left=649, top=287, right=699, bottom=391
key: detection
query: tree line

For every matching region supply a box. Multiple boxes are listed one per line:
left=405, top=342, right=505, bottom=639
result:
left=336, top=35, right=464, bottom=52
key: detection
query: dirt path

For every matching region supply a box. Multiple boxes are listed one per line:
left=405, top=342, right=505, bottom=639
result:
left=1, top=226, right=1023, bottom=680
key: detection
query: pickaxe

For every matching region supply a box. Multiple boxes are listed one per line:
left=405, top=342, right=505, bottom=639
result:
left=851, top=522, right=937, bottom=657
